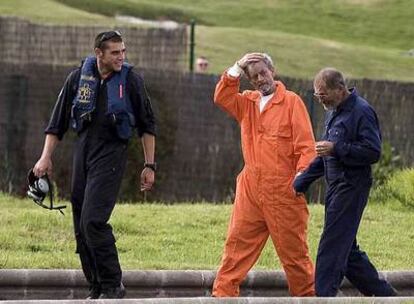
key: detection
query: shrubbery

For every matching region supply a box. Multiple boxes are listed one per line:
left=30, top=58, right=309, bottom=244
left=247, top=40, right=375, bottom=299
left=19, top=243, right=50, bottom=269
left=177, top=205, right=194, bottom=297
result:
left=371, top=168, right=414, bottom=209
left=370, top=142, right=414, bottom=209
left=372, top=142, right=402, bottom=188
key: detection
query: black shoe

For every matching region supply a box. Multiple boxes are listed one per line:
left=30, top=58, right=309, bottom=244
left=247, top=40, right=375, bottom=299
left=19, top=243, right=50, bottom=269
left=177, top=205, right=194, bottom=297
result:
left=98, top=283, right=126, bottom=299
left=86, top=285, right=101, bottom=299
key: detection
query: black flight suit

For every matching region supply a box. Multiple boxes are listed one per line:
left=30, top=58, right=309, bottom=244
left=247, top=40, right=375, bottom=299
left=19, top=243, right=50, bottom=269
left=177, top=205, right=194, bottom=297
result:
left=45, top=65, right=156, bottom=291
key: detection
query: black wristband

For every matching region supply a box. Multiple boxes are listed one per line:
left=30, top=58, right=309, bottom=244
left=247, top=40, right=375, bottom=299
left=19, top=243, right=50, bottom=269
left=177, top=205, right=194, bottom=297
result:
left=144, top=163, right=157, bottom=172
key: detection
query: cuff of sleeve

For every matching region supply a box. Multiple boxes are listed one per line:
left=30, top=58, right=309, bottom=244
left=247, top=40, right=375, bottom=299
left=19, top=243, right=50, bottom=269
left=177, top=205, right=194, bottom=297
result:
left=293, top=174, right=309, bottom=193
left=138, top=129, right=157, bottom=138
left=45, top=130, right=63, bottom=141
left=222, top=71, right=241, bottom=86
left=227, top=63, right=243, bottom=78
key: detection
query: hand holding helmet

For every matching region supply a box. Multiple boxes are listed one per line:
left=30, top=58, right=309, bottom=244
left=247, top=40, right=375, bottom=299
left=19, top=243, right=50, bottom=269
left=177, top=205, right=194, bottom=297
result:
left=27, top=168, right=66, bottom=215
left=33, top=156, right=53, bottom=178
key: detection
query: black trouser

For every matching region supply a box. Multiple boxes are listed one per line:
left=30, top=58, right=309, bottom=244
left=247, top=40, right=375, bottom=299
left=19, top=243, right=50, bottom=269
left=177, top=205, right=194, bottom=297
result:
left=71, top=135, right=128, bottom=290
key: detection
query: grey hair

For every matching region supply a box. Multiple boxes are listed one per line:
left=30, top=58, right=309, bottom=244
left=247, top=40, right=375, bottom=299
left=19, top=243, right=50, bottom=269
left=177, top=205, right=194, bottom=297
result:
left=245, top=53, right=275, bottom=78
left=314, top=67, right=347, bottom=90
left=261, top=53, right=274, bottom=70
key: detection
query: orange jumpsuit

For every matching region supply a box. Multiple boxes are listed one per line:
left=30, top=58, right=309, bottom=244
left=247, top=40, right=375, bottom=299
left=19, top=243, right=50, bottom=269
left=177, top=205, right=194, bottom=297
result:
left=212, top=72, right=316, bottom=297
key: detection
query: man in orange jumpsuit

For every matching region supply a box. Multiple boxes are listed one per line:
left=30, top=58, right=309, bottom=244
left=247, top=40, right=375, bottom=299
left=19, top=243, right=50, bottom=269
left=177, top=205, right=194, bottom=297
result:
left=212, top=53, right=316, bottom=297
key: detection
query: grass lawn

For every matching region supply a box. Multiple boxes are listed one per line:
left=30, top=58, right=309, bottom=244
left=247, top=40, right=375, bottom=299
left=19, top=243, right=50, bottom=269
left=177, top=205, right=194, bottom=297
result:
left=195, top=25, right=414, bottom=81
left=54, top=0, right=414, bottom=50
left=0, top=0, right=108, bottom=25
left=0, top=192, right=413, bottom=270
left=0, top=0, right=413, bottom=81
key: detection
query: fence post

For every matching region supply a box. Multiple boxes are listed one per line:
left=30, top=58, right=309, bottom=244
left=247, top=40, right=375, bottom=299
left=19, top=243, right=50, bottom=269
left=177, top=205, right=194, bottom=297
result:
left=189, top=19, right=196, bottom=72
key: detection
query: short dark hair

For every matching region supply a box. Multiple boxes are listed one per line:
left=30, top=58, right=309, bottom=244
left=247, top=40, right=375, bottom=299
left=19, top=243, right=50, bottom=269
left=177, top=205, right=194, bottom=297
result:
left=94, top=30, right=123, bottom=49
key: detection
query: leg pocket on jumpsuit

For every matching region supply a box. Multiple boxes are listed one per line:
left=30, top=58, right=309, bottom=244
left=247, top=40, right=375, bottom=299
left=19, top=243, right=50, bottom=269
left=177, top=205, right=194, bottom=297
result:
left=273, top=175, right=307, bottom=206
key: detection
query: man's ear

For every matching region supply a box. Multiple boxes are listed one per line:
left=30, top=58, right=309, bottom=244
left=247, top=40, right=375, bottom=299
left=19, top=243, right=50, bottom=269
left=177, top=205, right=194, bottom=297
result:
left=271, top=68, right=278, bottom=80
left=244, top=66, right=250, bottom=80
left=94, top=47, right=103, bottom=57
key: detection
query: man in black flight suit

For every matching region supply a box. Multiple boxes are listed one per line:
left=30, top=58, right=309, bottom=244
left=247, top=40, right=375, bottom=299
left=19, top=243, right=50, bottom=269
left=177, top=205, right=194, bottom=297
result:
left=33, top=31, right=156, bottom=299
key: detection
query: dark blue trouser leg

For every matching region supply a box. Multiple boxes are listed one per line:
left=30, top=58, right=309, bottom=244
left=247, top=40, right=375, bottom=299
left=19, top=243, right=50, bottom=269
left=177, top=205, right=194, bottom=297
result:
left=345, top=240, right=396, bottom=296
left=316, top=179, right=396, bottom=297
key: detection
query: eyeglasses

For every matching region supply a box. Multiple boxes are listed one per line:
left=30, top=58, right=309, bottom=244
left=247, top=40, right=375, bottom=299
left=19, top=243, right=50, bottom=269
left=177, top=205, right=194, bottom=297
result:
left=197, top=63, right=208, bottom=67
left=313, top=92, right=328, bottom=98
left=96, top=30, right=122, bottom=48
left=314, top=83, right=345, bottom=98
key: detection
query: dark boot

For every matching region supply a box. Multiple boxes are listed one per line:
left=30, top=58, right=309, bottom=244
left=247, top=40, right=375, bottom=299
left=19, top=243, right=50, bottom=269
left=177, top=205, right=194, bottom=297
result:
left=99, top=282, right=126, bottom=299
left=86, top=285, right=101, bottom=299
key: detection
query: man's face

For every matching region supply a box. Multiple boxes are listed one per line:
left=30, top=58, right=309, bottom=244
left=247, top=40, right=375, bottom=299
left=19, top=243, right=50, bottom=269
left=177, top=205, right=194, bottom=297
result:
left=96, top=41, right=126, bottom=72
left=246, top=61, right=275, bottom=96
left=196, top=58, right=209, bottom=72
left=313, top=81, right=342, bottom=111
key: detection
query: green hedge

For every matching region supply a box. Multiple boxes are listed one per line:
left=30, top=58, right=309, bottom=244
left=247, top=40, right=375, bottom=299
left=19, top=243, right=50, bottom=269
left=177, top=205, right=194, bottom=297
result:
left=371, top=168, right=414, bottom=209
left=372, top=142, right=402, bottom=189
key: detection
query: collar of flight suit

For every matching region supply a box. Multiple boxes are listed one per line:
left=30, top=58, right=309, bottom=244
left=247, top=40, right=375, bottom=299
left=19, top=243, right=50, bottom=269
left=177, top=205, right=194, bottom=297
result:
left=244, top=81, right=287, bottom=106
left=336, top=87, right=358, bottom=113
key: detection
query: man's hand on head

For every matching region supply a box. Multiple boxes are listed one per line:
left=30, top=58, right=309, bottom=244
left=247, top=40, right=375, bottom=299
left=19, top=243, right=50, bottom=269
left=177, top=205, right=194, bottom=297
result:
left=237, top=53, right=265, bottom=70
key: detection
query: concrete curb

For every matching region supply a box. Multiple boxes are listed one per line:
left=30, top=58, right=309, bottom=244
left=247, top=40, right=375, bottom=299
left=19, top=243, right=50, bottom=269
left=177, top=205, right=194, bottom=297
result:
left=0, top=270, right=413, bottom=300
left=0, top=297, right=414, bottom=304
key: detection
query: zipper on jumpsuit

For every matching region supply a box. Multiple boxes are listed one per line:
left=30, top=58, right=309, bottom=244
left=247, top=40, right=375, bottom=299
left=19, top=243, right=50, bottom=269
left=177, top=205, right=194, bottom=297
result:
left=255, top=97, right=273, bottom=208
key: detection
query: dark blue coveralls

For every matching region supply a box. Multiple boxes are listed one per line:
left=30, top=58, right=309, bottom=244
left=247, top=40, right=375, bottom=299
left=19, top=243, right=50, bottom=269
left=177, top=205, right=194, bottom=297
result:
left=294, top=88, right=396, bottom=297
left=45, top=63, right=155, bottom=292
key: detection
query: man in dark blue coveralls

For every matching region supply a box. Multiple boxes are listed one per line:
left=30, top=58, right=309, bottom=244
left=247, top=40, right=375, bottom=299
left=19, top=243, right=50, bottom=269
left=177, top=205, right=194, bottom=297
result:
left=293, top=67, right=397, bottom=297
left=33, top=31, right=156, bottom=299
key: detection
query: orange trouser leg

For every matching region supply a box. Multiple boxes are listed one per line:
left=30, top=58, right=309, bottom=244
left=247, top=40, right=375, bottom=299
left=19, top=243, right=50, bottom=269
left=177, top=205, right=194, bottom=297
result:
left=264, top=203, right=315, bottom=296
left=212, top=188, right=268, bottom=297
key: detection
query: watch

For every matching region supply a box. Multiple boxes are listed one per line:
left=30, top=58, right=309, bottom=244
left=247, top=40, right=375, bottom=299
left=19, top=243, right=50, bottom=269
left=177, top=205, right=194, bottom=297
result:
left=144, top=163, right=157, bottom=172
